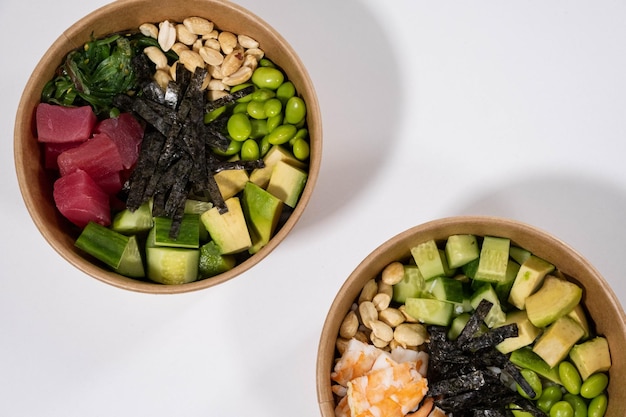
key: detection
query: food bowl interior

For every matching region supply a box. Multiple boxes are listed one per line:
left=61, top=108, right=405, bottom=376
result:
left=14, top=0, right=321, bottom=294
left=316, top=216, right=626, bottom=417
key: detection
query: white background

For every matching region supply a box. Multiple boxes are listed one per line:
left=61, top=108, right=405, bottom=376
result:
left=1, top=1, right=625, bottom=416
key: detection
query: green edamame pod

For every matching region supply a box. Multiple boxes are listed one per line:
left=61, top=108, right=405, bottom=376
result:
left=241, top=139, right=260, bottom=161
left=276, top=81, right=296, bottom=104
left=538, top=385, right=563, bottom=413
left=246, top=101, right=267, bottom=120
left=550, top=401, right=574, bottom=417
left=263, top=98, right=282, bottom=118
left=580, top=373, right=608, bottom=399
left=284, top=96, right=307, bottom=125
left=517, top=369, right=542, bottom=400
left=251, top=88, right=276, bottom=102
left=252, top=67, right=284, bottom=90
left=559, top=361, right=583, bottom=395
left=227, top=113, right=252, bottom=141
left=587, top=394, right=607, bottom=417
left=267, top=124, right=297, bottom=145
left=292, top=137, right=310, bottom=161
left=213, top=139, right=242, bottom=157
left=267, top=113, right=283, bottom=132
left=563, top=394, right=588, bottom=417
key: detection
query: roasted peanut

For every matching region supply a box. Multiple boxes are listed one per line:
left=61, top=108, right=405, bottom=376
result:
left=382, top=261, right=405, bottom=285
left=379, top=307, right=405, bottom=328
left=218, top=31, right=238, bottom=54
left=178, top=49, right=204, bottom=72
left=221, top=48, right=245, bottom=77
left=372, top=292, right=391, bottom=311
left=358, top=301, right=378, bottom=329
left=199, top=46, right=224, bottom=66
left=176, top=23, right=198, bottom=46
left=394, top=323, right=429, bottom=348
left=237, top=34, right=259, bottom=49
left=157, top=20, right=176, bottom=51
left=144, top=46, right=168, bottom=70
left=370, top=320, right=394, bottom=343
left=339, top=310, right=359, bottom=339
left=139, top=23, right=158, bottom=39
left=358, top=279, right=378, bottom=303
left=183, top=16, right=214, bottom=35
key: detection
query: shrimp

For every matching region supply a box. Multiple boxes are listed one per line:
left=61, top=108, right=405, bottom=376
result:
left=331, top=338, right=384, bottom=387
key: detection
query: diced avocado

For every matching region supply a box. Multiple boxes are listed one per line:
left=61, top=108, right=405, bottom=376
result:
left=214, top=168, right=249, bottom=200
left=404, top=297, right=454, bottom=326
left=410, top=240, right=445, bottom=280
left=426, top=276, right=465, bottom=304
left=146, top=246, right=199, bottom=285
left=569, top=337, right=612, bottom=380
left=249, top=145, right=306, bottom=188
left=265, top=160, right=307, bottom=208
left=470, top=283, right=506, bottom=328
left=525, top=276, right=583, bottom=328
left=200, top=197, right=252, bottom=254
left=111, top=201, right=153, bottom=234
left=392, top=265, right=425, bottom=303
left=75, top=221, right=144, bottom=278
left=474, top=236, right=510, bottom=283
left=532, top=316, right=585, bottom=368
left=242, top=181, right=283, bottom=254
left=509, top=347, right=562, bottom=385
left=495, top=310, right=541, bottom=354
left=509, top=245, right=532, bottom=265
left=567, top=304, right=591, bottom=340
left=508, top=255, right=555, bottom=309
left=448, top=312, right=471, bottom=340
left=445, top=234, right=480, bottom=269
left=438, top=249, right=457, bottom=277
left=152, top=214, right=200, bottom=248
left=198, top=241, right=236, bottom=279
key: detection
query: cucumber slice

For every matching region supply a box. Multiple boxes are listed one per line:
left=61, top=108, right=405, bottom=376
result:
left=445, top=234, right=480, bottom=268
left=448, top=313, right=471, bottom=340
left=146, top=246, right=199, bottom=285
left=391, top=265, right=425, bottom=303
left=410, top=240, right=445, bottom=280
left=111, top=201, right=153, bottom=234
left=153, top=214, right=200, bottom=248
left=404, top=297, right=454, bottom=326
left=494, top=259, right=521, bottom=305
left=75, top=222, right=144, bottom=277
left=426, top=276, right=465, bottom=304
left=438, top=249, right=457, bottom=277
left=462, top=257, right=480, bottom=279
left=470, top=283, right=506, bottom=328
left=475, top=236, right=510, bottom=283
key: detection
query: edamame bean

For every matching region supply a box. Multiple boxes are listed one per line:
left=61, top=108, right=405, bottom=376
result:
left=251, top=67, right=284, bottom=90
left=251, top=88, right=276, bottom=102
left=580, top=373, right=608, bottom=399
left=276, top=81, right=296, bottom=103
left=213, top=139, right=242, bottom=157
left=259, top=58, right=276, bottom=68
left=550, top=401, right=574, bottom=417
left=267, top=124, right=297, bottom=145
left=292, top=137, right=310, bottom=161
left=259, top=134, right=271, bottom=157
left=246, top=101, right=267, bottom=120
left=232, top=101, right=249, bottom=114
left=249, top=119, right=269, bottom=139
left=241, top=139, right=260, bottom=161
left=587, top=394, right=607, bottom=417
left=263, top=98, right=282, bottom=118
left=227, top=113, right=252, bottom=141
left=284, top=96, right=306, bottom=125
left=267, top=113, right=283, bottom=132
left=563, top=394, right=588, bottom=417
left=538, top=385, right=563, bottom=413
left=517, top=369, right=542, bottom=400
left=559, top=361, right=582, bottom=395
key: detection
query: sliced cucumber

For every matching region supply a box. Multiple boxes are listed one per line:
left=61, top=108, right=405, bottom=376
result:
left=474, top=236, right=510, bottom=283
left=116, top=235, right=145, bottom=278
left=448, top=312, right=471, bottom=340
left=111, top=201, right=153, bottom=234
left=146, top=246, right=199, bottom=285
left=445, top=234, right=480, bottom=268
left=438, top=249, right=457, bottom=277
left=494, top=259, right=521, bottom=305
left=153, top=214, right=200, bottom=248
left=404, top=297, right=454, bottom=326
left=391, top=265, right=425, bottom=303
left=426, top=276, right=465, bottom=304
left=462, top=257, right=480, bottom=279
left=410, top=240, right=445, bottom=280
left=184, top=199, right=213, bottom=214
left=470, top=283, right=506, bottom=328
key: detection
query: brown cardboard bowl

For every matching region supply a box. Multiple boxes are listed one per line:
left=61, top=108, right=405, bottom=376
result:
left=317, top=216, right=626, bottom=416
left=14, top=0, right=321, bottom=294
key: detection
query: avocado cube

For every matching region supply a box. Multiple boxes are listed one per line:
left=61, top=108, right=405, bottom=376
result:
left=569, top=337, right=612, bottom=380
left=200, top=197, right=251, bottom=254
left=242, top=182, right=283, bottom=254
left=532, top=316, right=585, bottom=368
left=214, top=168, right=249, bottom=200
left=266, top=160, right=308, bottom=208
left=249, top=145, right=306, bottom=189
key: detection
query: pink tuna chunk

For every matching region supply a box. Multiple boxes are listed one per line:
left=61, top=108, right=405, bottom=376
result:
left=36, top=103, right=97, bottom=143
left=44, top=140, right=87, bottom=170
left=94, top=113, right=144, bottom=169
left=57, top=133, right=124, bottom=194
left=53, top=169, right=111, bottom=228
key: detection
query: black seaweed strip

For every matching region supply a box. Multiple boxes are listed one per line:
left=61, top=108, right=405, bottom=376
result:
left=125, top=131, right=166, bottom=210
left=142, top=82, right=165, bottom=104
left=428, top=370, right=488, bottom=397
left=205, top=85, right=254, bottom=112
left=455, top=299, right=494, bottom=346
left=205, top=162, right=227, bottom=213
left=464, top=323, right=519, bottom=352
left=212, top=159, right=265, bottom=173
left=164, top=81, right=181, bottom=109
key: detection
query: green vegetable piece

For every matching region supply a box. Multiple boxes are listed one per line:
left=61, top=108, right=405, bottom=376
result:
left=266, top=160, right=308, bottom=208
left=267, top=113, right=283, bottom=132
left=509, top=245, right=532, bottom=264
left=494, top=259, right=520, bottom=304
left=241, top=139, right=261, bottom=161
left=263, top=98, right=282, bottom=117
left=445, top=234, right=479, bottom=268
left=292, top=137, right=310, bottom=161
left=447, top=313, right=471, bottom=340
left=495, top=310, right=541, bottom=354
left=461, top=257, right=480, bottom=279
left=146, top=246, right=199, bottom=285
left=533, top=316, right=585, bottom=368
left=587, top=394, right=607, bottom=417
left=198, top=241, right=236, bottom=279
left=537, top=385, right=563, bottom=413
left=470, top=283, right=506, bottom=328
left=569, top=337, right=612, bottom=380
left=508, top=254, right=555, bottom=309
left=392, top=265, right=424, bottom=303
left=111, top=201, right=153, bottom=234
left=204, top=105, right=227, bottom=123
left=242, top=182, right=283, bottom=254
left=426, top=276, right=464, bottom=304
left=252, top=67, right=284, bottom=90
left=516, top=369, right=542, bottom=400
left=267, top=124, right=297, bottom=145
left=246, top=100, right=267, bottom=120
left=152, top=214, right=200, bottom=248
left=227, top=113, right=252, bottom=141
left=249, top=119, right=269, bottom=139
left=251, top=88, right=276, bottom=102
left=410, top=240, right=445, bottom=280
left=404, top=297, right=453, bottom=326
left=284, top=96, right=307, bottom=125
left=559, top=361, right=583, bottom=395
left=509, top=347, right=562, bottom=384
left=474, top=236, right=510, bottom=283
left=580, top=373, right=608, bottom=399
left=200, top=197, right=252, bottom=255
left=213, top=138, right=242, bottom=157
left=525, top=276, right=583, bottom=328
left=550, top=401, right=575, bottom=417
left=231, top=82, right=254, bottom=102
left=563, top=394, right=588, bottom=417
left=276, top=81, right=296, bottom=103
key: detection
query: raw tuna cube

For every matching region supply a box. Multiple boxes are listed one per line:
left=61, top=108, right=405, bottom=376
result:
left=44, top=140, right=87, bottom=170
left=57, top=133, right=124, bottom=193
left=94, top=113, right=144, bottom=169
left=36, top=103, right=96, bottom=143
left=53, top=169, right=111, bottom=227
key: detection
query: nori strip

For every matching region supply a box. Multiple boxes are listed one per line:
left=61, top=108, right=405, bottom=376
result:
left=455, top=299, right=493, bottom=346
left=205, top=84, right=254, bottom=112
left=124, top=131, right=166, bottom=211
left=464, top=323, right=518, bottom=352
left=428, top=370, right=489, bottom=397
left=212, top=159, right=265, bottom=173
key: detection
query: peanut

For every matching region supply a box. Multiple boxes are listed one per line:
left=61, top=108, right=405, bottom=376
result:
left=358, top=301, right=378, bottom=329
left=157, top=20, right=176, bottom=52
left=183, top=16, right=214, bottom=36
left=358, top=279, right=378, bottom=303
left=339, top=310, right=359, bottom=339
left=382, top=261, right=405, bottom=285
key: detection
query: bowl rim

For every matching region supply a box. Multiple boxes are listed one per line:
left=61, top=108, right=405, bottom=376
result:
left=316, top=215, right=626, bottom=416
left=13, top=0, right=322, bottom=294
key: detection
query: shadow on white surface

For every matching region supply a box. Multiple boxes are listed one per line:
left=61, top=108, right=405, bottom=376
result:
left=453, top=172, right=626, bottom=303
